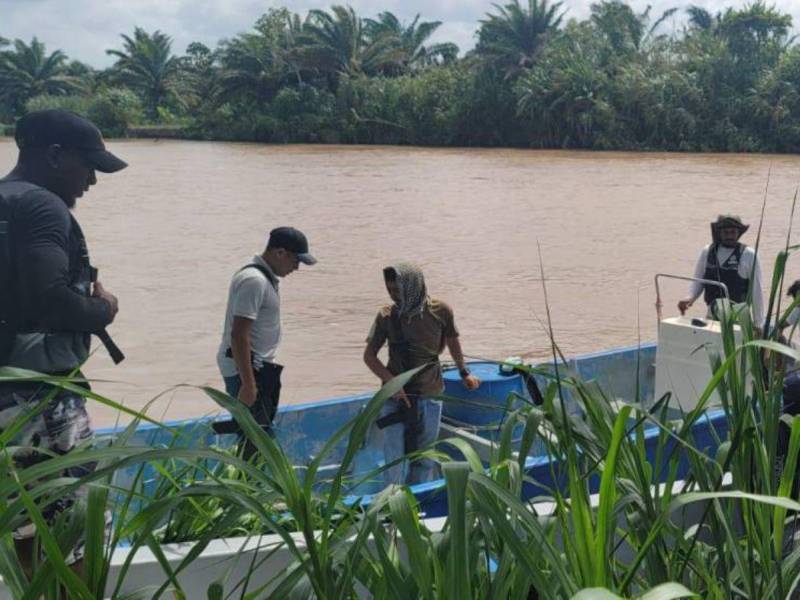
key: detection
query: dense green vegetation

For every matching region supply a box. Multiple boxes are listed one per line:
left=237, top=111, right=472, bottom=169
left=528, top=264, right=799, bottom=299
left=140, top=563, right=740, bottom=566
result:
left=1, top=1, right=800, bottom=150
left=3, top=236, right=800, bottom=597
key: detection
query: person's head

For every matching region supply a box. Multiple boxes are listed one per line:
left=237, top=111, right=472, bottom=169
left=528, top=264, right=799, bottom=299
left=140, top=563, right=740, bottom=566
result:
left=711, top=214, right=749, bottom=248
left=13, top=110, right=127, bottom=208
left=383, top=267, right=401, bottom=304
left=382, top=262, right=428, bottom=317
left=264, top=226, right=316, bottom=277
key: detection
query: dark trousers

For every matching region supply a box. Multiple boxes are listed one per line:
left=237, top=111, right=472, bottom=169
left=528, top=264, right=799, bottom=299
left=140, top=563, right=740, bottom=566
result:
left=220, top=363, right=283, bottom=458
left=778, top=372, right=800, bottom=478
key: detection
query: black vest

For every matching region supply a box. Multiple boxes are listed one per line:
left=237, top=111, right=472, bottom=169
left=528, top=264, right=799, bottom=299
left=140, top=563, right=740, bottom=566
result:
left=703, top=242, right=750, bottom=307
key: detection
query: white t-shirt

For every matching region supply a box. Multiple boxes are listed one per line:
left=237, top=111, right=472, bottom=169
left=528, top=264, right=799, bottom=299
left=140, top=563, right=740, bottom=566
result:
left=217, top=255, right=281, bottom=377
left=687, top=243, right=764, bottom=327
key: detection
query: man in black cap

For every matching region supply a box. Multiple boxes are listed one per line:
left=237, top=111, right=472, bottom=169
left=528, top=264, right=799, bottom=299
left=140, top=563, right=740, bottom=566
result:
left=678, top=214, right=764, bottom=327
left=0, top=109, right=126, bottom=567
left=216, top=227, right=316, bottom=442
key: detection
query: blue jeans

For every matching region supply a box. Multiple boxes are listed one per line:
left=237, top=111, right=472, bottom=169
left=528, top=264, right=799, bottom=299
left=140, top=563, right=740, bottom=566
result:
left=224, top=374, right=241, bottom=398
left=372, top=397, right=442, bottom=486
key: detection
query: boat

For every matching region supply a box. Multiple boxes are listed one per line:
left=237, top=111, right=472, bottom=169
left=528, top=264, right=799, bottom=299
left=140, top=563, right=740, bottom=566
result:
left=0, top=309, right=745, bottom=598
left=103, top=312, right=733, bottom=519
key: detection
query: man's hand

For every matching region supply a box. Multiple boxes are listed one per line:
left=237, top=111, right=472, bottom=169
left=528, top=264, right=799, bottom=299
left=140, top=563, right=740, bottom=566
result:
left=462, top=374, right=481, bottom=391
left=677, top=298, right=693, bottom=315
left=93, top=280, right=119, bottom=319
left=392, top=388, right=411, bottom=408
left=238, top=382, right=258, bottom=407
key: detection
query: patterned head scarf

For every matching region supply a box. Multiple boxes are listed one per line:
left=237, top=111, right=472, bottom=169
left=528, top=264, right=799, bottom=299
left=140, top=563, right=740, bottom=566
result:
left=384, top=262, right=430, bottom=320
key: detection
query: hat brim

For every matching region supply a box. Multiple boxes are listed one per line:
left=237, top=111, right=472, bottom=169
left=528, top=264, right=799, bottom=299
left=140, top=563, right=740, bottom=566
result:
left=298, top=253, right=317, bottom=266
left=713, top=221, right=749, bottom=235
left=84, top=149, right=128, bottom=173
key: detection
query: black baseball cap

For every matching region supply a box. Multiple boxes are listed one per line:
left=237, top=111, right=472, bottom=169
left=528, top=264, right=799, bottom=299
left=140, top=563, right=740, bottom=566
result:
left=15, top=109, right=128, bottom=173
left=268, top=226, right=317, bottom=265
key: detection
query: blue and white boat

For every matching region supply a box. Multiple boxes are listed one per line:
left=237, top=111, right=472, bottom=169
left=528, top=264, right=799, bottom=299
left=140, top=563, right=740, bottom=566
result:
left=0, top=312, right=741, bottom=599
left=102, top=312, right=733, bottom=519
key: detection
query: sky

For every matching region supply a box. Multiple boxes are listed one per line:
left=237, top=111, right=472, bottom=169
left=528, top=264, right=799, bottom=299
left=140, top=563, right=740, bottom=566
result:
left=1, top=0, right=799, bottom=68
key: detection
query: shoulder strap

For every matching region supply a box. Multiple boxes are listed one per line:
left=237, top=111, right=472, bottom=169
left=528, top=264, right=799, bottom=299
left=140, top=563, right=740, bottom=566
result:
left=389, top=306, right=406, bottom=345
left=708, top=243, right=719, bottom=265
left=239, top=263, right=278, bottom=290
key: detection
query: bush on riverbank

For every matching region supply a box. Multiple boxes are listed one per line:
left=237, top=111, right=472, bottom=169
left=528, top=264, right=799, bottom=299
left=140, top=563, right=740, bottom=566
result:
left=4, top=2, right=800, bottom=151
left=23, top=88, right=144, bottom=137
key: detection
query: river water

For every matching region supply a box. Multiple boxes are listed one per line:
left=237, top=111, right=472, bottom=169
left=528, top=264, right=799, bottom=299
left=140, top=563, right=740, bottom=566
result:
left=1, top=139, right=798, bottom=425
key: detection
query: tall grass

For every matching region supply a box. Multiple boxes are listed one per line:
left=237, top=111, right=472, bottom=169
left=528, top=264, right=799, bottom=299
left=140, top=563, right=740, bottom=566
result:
left=2, top=247, right=800, bottom=597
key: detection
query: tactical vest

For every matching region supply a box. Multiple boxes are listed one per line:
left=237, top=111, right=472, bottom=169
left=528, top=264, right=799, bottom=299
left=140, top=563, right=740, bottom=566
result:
left=703, top=242, right=750, bottom=309
left=0, top=180, right=93, bottom=373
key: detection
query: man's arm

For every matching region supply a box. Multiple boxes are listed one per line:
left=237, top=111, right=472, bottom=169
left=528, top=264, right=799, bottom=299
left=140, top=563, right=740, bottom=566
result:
left=363, top=317, right=410, bottom=406
left=445, top=336, right=480, bottom=390
left=363, top=342, right=410, bottom=406
left=231, top=316, right=257, bottom=407
left=678, top=247, right=708, bottom=314
left=17, top=192, right=115, bottom=331
left=228, top=274, right=269, bottom=407
left=363, top=340, right=393, bottom=384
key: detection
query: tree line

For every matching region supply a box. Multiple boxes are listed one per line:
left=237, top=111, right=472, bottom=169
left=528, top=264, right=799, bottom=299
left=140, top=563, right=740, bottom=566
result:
left=1, top=0, right=799, bottom=152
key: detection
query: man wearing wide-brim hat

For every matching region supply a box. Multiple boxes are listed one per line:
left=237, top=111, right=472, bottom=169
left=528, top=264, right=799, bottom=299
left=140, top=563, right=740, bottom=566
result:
left=678, top=214, right=764, bottom=327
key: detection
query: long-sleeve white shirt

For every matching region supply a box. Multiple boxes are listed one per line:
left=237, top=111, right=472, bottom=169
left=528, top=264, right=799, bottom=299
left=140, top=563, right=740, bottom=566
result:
left=687, top=243, right=764, bottom=327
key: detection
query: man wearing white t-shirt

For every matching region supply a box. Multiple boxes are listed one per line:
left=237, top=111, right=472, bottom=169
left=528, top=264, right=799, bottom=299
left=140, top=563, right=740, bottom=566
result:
left=678, top=214, right=764, bottom=329
left=216, top=227, right=316, bottom=435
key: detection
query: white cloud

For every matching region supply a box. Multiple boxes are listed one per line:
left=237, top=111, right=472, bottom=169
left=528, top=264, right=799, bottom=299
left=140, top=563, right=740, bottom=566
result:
left=1, top=0, right=799, bottom=67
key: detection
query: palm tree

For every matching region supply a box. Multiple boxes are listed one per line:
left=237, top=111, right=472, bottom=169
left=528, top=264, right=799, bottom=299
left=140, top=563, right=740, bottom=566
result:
left=296, top=5, right=402, bottom=80
left=106, top=28, right=183, bottom=119
left=0, top=38, right=82, bottom=115
left=364, top=12, right=458, bottom=71
left=686, top=5, right=718, bottom=33
left=216, top=8, right=305, bottom=105
left=590, top=1, right=677, bottom=55
left=476, top=0, right=566, bottom=79
left=217, top=34, right=286, bottom=105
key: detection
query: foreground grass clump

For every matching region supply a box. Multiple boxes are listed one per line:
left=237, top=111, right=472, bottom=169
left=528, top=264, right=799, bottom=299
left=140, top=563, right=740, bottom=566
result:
left=3, top=248, right=800, bottom=597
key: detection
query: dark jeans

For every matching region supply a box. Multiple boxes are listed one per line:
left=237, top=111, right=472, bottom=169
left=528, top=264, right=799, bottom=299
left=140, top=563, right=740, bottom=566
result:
left=220, top=365, right=282, bottom=457
left=224, top=374, right=242, bottom=398
left=778, top=371, right=800, bottom=474
left=784, top=371, right=800, bottom=417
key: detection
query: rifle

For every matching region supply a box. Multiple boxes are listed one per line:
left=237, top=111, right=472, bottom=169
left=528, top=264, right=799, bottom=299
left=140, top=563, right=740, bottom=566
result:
left=89, top=267, right=124, bottom=364
left=211, top=359, right=282, bottom=437
left=376, top=397, right=424, bottom=454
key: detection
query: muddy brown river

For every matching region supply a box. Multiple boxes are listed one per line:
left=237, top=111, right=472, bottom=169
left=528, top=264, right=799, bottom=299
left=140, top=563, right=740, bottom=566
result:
left=1, top=139, right=797, bottom=425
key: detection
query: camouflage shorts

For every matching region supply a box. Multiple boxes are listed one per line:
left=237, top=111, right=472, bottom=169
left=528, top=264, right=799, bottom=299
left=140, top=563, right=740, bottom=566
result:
left=0, top=386, right=97, bottom=559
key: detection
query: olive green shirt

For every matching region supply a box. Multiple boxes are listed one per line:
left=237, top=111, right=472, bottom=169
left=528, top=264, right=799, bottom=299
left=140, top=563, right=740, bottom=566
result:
left=366, top=299, right=459, bottom=397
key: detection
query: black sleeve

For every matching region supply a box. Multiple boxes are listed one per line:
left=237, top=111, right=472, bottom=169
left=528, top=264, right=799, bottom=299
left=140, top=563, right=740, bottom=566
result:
left=14, top=190, right=113, bottom=332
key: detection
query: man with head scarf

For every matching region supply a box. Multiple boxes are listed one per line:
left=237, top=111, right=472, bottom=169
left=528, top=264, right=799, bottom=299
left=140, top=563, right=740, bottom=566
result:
left=363, top=262, right=481, bottom=485
left=677, top=214, right=764, bottom=328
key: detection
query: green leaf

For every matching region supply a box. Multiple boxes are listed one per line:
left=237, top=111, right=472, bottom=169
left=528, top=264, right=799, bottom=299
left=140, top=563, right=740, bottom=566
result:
left=444, top=462, right=472, bottom=600
left=593, top=405, right=631, bottom=587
